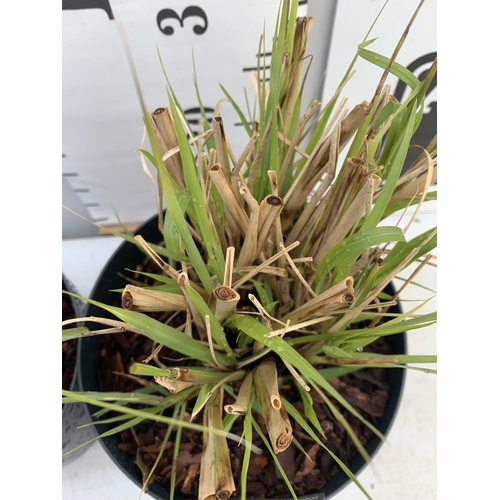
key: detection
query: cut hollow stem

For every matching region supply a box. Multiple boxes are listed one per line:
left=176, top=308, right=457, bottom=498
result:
left=199, top=391, right=236, bottom=500
left=253, top=357, right=293, bottom=454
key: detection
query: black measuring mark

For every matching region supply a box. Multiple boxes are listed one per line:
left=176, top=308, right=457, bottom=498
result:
left=62, top=0, right=114, bottom=20
left=157, top=6, right=208, bottom=36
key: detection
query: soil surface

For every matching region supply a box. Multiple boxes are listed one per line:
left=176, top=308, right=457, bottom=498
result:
left=98, top=331, right=395, bottom=499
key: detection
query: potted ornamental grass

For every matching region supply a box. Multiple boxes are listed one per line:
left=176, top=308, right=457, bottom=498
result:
left=62, top=0, right=436, bottom=498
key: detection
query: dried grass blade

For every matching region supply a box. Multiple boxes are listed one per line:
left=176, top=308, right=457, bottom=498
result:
left=316, top=174, right=383, bottom=263
left=209, top=163, right=249, bottom=236
left=237, top=266, right=286, bottom=278
left=191, top=371, right=245, bottom=422
left=223, top=246, right=235, bottom=287
left=247, top=112, right=273, bottom=192
left=154, top=377, right=195, bottom=394
left=212, top=285, right=240, bottom=323
left=233, top=131, right=260, bottom=178
left=282, top=358, right=310, bottom=391
left=253, top=360, right=293, bottom=454
left=284, top=277, right=355, bottom=324
left=256, top=194, right=285, bottom=254
left=177, top=273, right=207, bottom=336
left=199, top=391, right=236, bottom=500
left=224, top=370, right=254, bottom=415
left=311, top=157, right=368, bottom=258
left=265, top=316, right=333, bottom=338
left=329, top=230, right=437, bottom=335
left=183, top=279, right=236, bottom=365
left=121, top=285, right=187, bottom=312
left=232, top=241, right=300, bottom=290
left=285, top=125, right=341, bottom=249
left=236, top=185, right=260, bottom=268
left=278, top=99, right=322, bottom=186
left=212, top=116, right=231, bottom=175
left=278, top=242, right=316, bottom=298
left=148, top=107, right=185, bottom=190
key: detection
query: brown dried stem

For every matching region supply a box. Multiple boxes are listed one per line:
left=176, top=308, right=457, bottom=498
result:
left=284, top=276, right=355, bottom=324
left=224, top=370, right=254, bottom=415
left=199, top=391, right=236, bottom=500
left=209, top=163, right=249, bottom=237
left=211, top=285, right=240, bottom=323
left=148, top=107, right=185, bottom=191
left=253, top=358, right=293, bottom=454
left=121, top=285, right=187, bottom=312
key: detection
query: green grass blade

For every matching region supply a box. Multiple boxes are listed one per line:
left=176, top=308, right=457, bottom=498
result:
left=377, top=228, right=437, bottom=283
left=184, top=284, right=236, bottom=364
left=295, top=382, right=325, bottom=438
left=315, top=226, right=406, bottom=284
left=222, top=412, right=240, bottom=433
left=62, top=390, right=232, bottom=438
left=163, top=192, right=191, bottom=261
left=124, top=270, right=181, bottom=289
left=190, top=383, right=212, bottom=422
left=226, top=313, right=386, bottom=441
left=240, top=389, right=255, bottom=500
left=166, top=87, right=226, bottom=284
left=62, top=327, right=89, bottom=341
left=381, top=191, right=437, bottom=219
left=220, top=84, right=252, bottom=137
left=65, top=291, right=231, bottom=367
left=358, top=43, right=420, bottom=89
left=289, top=306, right=436, bottom=350
left=142, top=403, right=181, bottom=492
left=316, top=366, right=363, bottom=379
left=130, top=364, right=231, bottom=384
left=62, top=391, right=166, bottom=405
left=362, top=101, right=418, bottom=230
left=170, top=402, right=187, bottom=500
left=141, top=127, right=215, bottom=292
left=62, top=402, right=169, bottom=458
left=353, top=311, right=436, bottom=337
left=192, top=50, right=216, bottom=140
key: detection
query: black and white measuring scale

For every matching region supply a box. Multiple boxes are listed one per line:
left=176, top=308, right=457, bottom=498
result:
left=62, top=0, right=436, bottom=232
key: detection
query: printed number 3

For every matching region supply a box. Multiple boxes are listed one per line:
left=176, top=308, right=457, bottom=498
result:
left=157, top=6, right=208, bottom=35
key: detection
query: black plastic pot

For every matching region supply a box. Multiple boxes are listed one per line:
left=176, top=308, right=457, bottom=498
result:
left=78, top=214, right=406, bottom=499
left=62, top=274, right=97, bottom=464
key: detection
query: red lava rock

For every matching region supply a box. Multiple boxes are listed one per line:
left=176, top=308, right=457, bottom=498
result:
left=248, top=453, right=269, bottom=477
